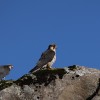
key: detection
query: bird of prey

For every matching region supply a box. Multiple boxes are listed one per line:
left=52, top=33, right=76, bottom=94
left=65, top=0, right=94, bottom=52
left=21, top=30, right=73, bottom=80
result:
left=29, top=44, right=57, bottom=73
left=0, top=64, right=13, bottom=80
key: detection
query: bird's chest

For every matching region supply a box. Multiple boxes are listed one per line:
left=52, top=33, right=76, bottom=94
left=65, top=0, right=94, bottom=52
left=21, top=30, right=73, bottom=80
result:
left=52, top=54, right=56, bottom=63
left=48, top=54, right=56, bottom=67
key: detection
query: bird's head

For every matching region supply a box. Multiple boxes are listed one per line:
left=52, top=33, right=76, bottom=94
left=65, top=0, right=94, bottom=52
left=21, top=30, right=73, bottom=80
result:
left=48, top=44, right=57, bottom=51
left=8, top=65, right=13, bottom=70
left=3, top=65, right=13, bottom=70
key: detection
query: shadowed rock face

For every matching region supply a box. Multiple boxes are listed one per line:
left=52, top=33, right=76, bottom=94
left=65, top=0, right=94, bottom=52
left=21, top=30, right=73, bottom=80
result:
left=0, top=65, right=100, bottom=100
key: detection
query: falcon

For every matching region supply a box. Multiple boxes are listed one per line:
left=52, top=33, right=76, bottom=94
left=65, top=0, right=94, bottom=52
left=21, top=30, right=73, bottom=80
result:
left=0, top=64, right=13, bottom=80
left=29, top=44, right=57, bottom=73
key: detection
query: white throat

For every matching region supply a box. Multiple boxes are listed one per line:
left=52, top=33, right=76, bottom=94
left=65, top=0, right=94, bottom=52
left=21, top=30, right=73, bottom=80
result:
left=9, top=66, right=13, bottom=70
left=50, top=47, right=56, bottom=52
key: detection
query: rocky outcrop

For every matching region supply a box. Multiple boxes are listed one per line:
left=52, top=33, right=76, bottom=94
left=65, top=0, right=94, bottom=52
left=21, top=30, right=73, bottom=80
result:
left=0, top=65, right=100, bottom=100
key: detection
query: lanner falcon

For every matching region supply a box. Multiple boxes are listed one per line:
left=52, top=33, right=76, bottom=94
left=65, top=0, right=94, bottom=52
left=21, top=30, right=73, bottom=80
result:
left=0, top=64, right=13, bottom=80
left=29, top=44, right=57, bottom=73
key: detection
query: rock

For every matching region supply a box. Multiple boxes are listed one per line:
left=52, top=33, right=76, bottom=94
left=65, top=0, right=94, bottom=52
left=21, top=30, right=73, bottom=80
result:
left=0, top=65, right=100, bottom=100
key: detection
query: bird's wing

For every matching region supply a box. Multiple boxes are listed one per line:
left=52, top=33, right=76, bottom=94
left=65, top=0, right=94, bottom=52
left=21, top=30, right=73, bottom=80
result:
left=0, top=67, right=9, bottom=80
left=37, top=49, right=55, bottom=66
left=29, top=50, right=55, bottom=73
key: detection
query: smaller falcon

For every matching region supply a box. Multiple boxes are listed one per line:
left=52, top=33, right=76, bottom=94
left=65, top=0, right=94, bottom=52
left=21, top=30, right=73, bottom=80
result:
left=0, top=64, right=13, bottom=80
left=29, top=44, right=57, bottom=73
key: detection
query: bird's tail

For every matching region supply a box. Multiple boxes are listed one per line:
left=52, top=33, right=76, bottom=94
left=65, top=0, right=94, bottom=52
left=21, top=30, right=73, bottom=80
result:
left=29, top=66, right=40, bottom=73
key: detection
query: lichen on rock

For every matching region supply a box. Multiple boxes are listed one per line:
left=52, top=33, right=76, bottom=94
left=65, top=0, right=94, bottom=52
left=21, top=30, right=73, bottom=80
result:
left=0, top=65, right=100, bottom=100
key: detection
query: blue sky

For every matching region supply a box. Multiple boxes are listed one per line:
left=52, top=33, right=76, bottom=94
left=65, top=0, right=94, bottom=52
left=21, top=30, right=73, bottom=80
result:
left=0, top=0, right=100, bottom=80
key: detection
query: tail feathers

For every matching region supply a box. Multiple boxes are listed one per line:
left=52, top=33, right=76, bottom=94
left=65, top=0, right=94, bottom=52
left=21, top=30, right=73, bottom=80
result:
left=29, top=66, right=40, bottom=73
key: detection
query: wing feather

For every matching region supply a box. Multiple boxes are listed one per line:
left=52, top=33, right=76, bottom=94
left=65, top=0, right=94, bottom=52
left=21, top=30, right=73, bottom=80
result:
left=0, top=66, right=10, bottom=80
left=29, top=49, right=55, bottom=73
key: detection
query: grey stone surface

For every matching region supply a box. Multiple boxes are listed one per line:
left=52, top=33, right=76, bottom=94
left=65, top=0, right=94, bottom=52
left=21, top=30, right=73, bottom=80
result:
left=0, top=65, right=100, bottom=100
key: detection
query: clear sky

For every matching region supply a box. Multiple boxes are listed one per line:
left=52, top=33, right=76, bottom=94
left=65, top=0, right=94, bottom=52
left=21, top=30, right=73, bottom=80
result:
left=0, top=0, right=100, bottom=80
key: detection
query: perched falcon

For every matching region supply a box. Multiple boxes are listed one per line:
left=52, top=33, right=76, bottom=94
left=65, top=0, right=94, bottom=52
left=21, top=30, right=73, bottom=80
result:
left=0, top=64, right=13, bottom=80
left=29, top=44, right=57, bottom=73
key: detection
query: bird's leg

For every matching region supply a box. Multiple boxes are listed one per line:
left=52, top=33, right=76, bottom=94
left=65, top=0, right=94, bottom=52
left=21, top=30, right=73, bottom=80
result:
left=47, top=64, right=52, bottom=70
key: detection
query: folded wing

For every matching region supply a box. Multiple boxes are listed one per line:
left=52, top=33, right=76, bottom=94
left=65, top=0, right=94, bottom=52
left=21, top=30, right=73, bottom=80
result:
left=29, top=49, right=55, bottom=73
